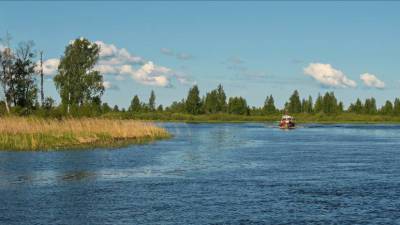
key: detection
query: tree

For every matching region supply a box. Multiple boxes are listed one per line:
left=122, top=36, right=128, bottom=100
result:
left=216, top=84, right=227, bottom=112
left=337, top=101, right=344, bottom=113
left=322, top=92, right=338, bottom=114
left=393, top=98, right=400, bottom=115
left=113, top=105, right=119, bottom=112
left=0, top=32, right=13, bottom=113
left=228, top=97, right=248, bottom=115
left=301, top=95, right=313, bottom=113
left=167, top=99, right=185, bottom=113
left=287, top=90, right=302, bottom=113
left=39, top=51, right=44, bottom=106
left=364, top=97, right=377, bottom=114
left=263, top=95, right=276, bottom=114
left=101, top=102, right=112, bottom=114
left=380, top=100, right=393, bottom=115
left=43, top=97, right=55, bottom=110
left=53, top=37, right=104, bottom=114
left=348, top=98, right=363, bottom=114
left=314, top=94, right=323, bottom=113
left=157, top=104, right=163, bottom=112
left=129, top=95, right=141, bottom=113
left=204, top=89, right=218, bottom=113
left=12, top=41, right=38, bottom=110
left=148, top=90, right=156, bottom=111
left=185, top=85, right=201, bottom=114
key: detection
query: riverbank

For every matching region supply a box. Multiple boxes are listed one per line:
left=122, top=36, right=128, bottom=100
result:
left=0, top=117, right=170, bottom=151
left=102, top=112, right=400, bottom=124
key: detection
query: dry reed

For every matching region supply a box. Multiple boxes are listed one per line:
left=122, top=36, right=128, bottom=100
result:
left=0, top=117, right=170, bottom=151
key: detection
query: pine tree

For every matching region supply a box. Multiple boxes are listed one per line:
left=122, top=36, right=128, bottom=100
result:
left=216, top=84, right=227, bottom=112
left=314, top=94, right=323, bottom=113
left=364, top=97, right=377, bottom=114
left=287, top=90, right=301, bottom=113
left=204, top=90, right=218, bottom=113
left=380, top=100, right=393, bottom=115
left=129, top=95, right=141, bottom=113
left=185, top=85, right=201, bottom=114
left=228, top=97, right=248, bottom=115
left=263, top=95, right=276, bottom=114
left=349, top=98, right=363, bottom=114
left=148, top=90, right=156, bottom=111
left=393, top=98, right=400, bottom=115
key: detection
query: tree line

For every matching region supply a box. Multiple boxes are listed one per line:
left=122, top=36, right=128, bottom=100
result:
left=127, top=86, right=400, bottom=116
left=1, top=35, right=399, bottom=118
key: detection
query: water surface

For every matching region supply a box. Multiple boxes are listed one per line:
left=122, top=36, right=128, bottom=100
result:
left=1, top=123, right=400, bottom=224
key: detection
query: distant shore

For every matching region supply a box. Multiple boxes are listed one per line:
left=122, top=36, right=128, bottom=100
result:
left=0, top=117, right=170, bottom=151
left=102, top=112, right=400, bottom=124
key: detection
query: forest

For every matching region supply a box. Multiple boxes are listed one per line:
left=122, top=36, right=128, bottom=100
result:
left=1, top=35, right=400, bottom=122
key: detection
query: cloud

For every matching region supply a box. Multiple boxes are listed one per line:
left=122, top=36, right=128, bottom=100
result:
left=95, top=41, right=144, bottom=65
left=40, top=40, right=193, bottom=87
left=160, top=47, right=193, bottom=60
left=176, top=52, right=192, bottom=60
left=360, top=73, right=385, bottom=89
left=103, top=81, right=119, bottom=90
left=303, top=63, right=357, bottom=88
left=224, top=56, right=268, bottom=80
left=160, top=48, right=174, bottom=56
left=35, top=58, right=60, bottom=76
left=123, top=61, right=170, bottom=87
left=227, top=56, right=245, bottom=65
left=0, top=44, right=4, bottom=51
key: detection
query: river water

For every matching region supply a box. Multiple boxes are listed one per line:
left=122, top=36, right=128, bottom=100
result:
left=1, top=123, right=400, bottom=224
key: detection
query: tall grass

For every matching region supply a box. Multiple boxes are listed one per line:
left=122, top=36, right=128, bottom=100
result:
left=0, top=117, right=170, bottom=151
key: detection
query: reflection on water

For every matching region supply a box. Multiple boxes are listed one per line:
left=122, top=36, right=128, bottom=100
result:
left=1, top=123, right=400, bottom=224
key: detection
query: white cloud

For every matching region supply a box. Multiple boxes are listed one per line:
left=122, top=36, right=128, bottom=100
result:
left=0, top=44, right=4, bottom=51
left=160, top=47, right=193, bottom=60
left=304, top=63, right=357, bottom=88
left=176, top=52, right=192, bottom=60
left=103, top=81, right=119, bottom=90
left=360, top=73, right=385, bottom=89
left=120, top=61, right=170, bottom=87
left=95, top=41, right=144, bottom=65
left=160, top=48, right=174, bottom=56
left=35, top=40, right=193, bottom=87
left=35, top=58, right=60, bottom=76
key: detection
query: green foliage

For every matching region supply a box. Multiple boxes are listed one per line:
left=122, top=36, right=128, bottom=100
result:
left=314, top=94, right=323, bottom=113
left=12, top=41, right=38, bottom=110
left=166, top=99, right=186, bottom=113
left=263, top=95, right=276, bottom=114
left=204, top=84, right=227, bottom=113
left=287, top=90, right=302, bottom=113
left=322, top=92, right=339, bottom=114
left=301, top=96, right=313, bottom=113
left=43, top=97, right=55, bottom=110
left=364, top=97, right=377, bottom=114
left=54, top=37, right=104, bottom=113
left=185, top=85, right=201, bottom=114
left=129, top=95, right=142, bottom=113
left=149, top=90, right=156, bottom=111
left=228, top=97, right=248, bottom=115
left=380, top=100, right=393, bottom=115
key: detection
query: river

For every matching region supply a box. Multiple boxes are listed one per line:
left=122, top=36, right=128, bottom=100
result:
left=1, top=123, right=400, bottom=224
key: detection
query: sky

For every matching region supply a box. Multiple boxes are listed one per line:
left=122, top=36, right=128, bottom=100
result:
left=0, top=1, right=399, bottom=109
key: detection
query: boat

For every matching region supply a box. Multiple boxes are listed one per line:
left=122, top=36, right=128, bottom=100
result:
left=279, top=114, right=295, bottom=129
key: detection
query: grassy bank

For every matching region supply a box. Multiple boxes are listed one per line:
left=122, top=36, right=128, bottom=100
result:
left=101, top=112, right=400, bottom=123
left=0, top=117, right=170, bottom=151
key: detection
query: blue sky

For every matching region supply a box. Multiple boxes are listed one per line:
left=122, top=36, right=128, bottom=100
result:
left=1, top=1, right=399, bottom=108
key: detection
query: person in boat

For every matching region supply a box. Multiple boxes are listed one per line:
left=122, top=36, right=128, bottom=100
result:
left=279, top=112, right=295, bottom=129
